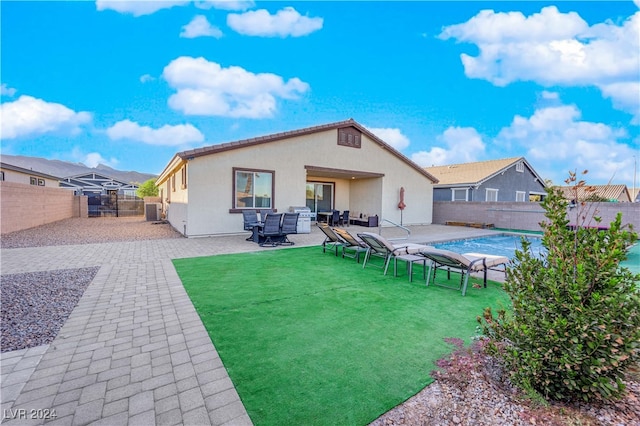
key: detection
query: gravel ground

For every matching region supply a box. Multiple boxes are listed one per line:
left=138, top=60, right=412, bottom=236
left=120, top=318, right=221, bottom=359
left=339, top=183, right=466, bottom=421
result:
left=1, top=267, right=99, bottom=352
left=0, top=216, right=182, bottom=248
left=1, top=217, right=638, bottom=425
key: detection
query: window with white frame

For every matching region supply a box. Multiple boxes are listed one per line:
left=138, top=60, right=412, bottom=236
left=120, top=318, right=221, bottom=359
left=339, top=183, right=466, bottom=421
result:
left=486, top=188, right=498, bottom=202
left=516, top=191, right=526, bottom=202
left=529, top=192, right=546, bottom=202
left=451, top=188, right=468, bottom=201
left=516, top=161, right=524, bottom=173
left=234, top=168, right=274, bottom=209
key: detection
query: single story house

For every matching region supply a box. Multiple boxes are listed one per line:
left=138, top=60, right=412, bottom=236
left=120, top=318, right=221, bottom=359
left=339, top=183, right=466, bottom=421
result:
left=426, top=157, right=547, bottom=202
left=558, top=184, right=633, bottom=203
left=59, top=172, right=139, bottom=197
left=156, top=119, right=439, bottom=237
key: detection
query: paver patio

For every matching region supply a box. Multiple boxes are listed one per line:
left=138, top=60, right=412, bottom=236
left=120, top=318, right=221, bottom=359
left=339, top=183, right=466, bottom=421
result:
left=1, top=224, right=501, bottom=425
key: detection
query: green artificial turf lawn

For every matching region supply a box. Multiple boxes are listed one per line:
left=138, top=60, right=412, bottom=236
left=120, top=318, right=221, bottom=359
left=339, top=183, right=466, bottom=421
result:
left=173, top=246, right=511, bottom=426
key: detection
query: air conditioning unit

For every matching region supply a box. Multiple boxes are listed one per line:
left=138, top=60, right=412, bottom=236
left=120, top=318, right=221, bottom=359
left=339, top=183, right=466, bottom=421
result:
left=145, top=203, right=161, bottom=221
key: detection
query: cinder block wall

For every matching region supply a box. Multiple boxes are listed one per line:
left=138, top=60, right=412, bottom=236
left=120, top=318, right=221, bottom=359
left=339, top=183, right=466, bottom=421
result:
left=433, top=201, right=640, bottom=232
left=0, top=182, right=85, bottom=234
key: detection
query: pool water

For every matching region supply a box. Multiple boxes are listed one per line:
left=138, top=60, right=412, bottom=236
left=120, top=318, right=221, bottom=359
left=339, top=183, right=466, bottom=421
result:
left=432, top=234, right=639, bottom=275
left=433, top=234, right=544, bottom=260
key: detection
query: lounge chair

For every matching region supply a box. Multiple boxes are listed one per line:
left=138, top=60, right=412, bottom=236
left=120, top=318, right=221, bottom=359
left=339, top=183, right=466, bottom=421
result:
left=242, top=210, right=260, bottom=241
left=278, top=212, right=299, bottom=246
left=258, top=213, right=283, bottom=247
left=317, top=223, right=346, bottom=256
left=420, top=248, right=508, bottom=296
left=333, top=227, right=368, bottom=263
left=357, top=232, right=430, bottom=281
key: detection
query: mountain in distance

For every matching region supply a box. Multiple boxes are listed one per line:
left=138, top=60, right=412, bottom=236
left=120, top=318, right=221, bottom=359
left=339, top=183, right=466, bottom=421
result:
left=0, top=154, right=157, bottom=184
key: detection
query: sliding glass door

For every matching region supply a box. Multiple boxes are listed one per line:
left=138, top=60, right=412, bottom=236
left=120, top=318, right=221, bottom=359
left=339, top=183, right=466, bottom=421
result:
left=305, top=182, right=333, bottom=217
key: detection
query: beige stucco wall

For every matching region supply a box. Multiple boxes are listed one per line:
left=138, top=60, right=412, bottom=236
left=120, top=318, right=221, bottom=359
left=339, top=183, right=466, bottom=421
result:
left=0, top=181, right=84, bottom=234
left=169, top=128, right=434, bottom=237
left=2, top=168, right=59, bottom=187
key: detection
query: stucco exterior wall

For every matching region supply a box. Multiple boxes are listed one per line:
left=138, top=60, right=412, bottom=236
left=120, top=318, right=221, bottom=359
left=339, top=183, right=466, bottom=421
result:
left=1, top=168, right=60, bottom=187
left=433, top=201, right=640, bottom=232
left=0, top=181, right=83, bottom=234
left=172, top=128, right=434, bottom=237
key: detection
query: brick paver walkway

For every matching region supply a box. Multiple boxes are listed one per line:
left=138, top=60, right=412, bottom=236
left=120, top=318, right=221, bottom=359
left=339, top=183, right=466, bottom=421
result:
left=1, top=225, right=500, bottom=425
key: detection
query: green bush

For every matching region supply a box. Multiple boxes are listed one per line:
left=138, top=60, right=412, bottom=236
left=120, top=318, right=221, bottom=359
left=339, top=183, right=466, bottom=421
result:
left=136, top=178, right=159, bottom=198
left=480, top=172, right=640, bottom=402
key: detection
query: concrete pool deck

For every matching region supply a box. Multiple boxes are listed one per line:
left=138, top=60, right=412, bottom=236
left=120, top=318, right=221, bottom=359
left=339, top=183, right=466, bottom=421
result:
left=1, top=223, right=505, bottom=425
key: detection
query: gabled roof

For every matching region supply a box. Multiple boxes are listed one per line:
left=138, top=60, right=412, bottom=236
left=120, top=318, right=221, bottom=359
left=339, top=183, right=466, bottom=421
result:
left=558, top=184, right=632, bottom=202
left=425, top=157, right=545, bottom=187
left=158, top=119, right=438, bottom=185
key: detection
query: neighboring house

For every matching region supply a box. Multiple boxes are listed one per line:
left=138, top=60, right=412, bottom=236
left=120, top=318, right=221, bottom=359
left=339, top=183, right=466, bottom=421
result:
left=426, top=157, right=547, bottom=202
left=156, top=119, right=439, bottom=237
left=59, top=172, right=139, bottom=197
left=558, top=184, right=632, bottom=203
left=0, top=162, right=61, bottom=187
left=59, top=172, right=141, bottom=217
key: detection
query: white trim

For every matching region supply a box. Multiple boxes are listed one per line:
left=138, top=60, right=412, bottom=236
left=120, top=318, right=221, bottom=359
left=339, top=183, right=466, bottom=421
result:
left=515, top=161, right=524, bottom=173
left=486, top=188, right=498, bottom=202
left=451, top=187, right=469, bottom=201
left=515, top=191, right=526, bottom=202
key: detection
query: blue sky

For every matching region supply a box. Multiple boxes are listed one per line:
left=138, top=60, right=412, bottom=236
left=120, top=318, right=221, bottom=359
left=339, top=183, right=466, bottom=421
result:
left=1, top=1, right=639, bottom=188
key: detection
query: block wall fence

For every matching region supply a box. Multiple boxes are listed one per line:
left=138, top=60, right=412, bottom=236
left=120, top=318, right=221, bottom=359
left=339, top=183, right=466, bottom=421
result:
left=433, top=201, right=640, bottom=232
left=0, top=182, right=88, bottom=234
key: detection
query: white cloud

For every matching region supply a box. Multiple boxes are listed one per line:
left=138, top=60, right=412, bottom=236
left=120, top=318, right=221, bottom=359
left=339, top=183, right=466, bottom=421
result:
left=140, top=74, right=155, bottom=83
left=496, top=105, right=635, bottom=184
left=227, top=7, right=323, bottom=37
left=541, top=90, right=559, bottom=100
left=440, top=6, right=640, bottom=121
left=411, top=127, right=486, bottom=167
left=106, top=119, right=205, bottom=146
left=366, top=127, right=410, bottom=151
left=70, top=148, right=119, bottom=168
left=180, top=15, right=223, bottom=39
left=162, top=56, right=309, bottom=118
left=96, top=0, right=189, bottom=16
left=195, top=0, right=254, bottom=11
left=0, top=95, right=91, bottom=139
left=1, top=84, right=17, bottom=97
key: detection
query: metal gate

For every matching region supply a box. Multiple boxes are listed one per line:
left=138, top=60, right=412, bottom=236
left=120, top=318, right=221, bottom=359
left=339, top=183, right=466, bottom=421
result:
left=88, top=191, right=144, bottom=217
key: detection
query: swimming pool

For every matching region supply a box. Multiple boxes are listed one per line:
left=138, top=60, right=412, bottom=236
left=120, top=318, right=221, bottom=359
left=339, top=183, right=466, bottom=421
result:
left=432, top=234, right=639, bottom=274
left=432, top=234, right=544, bottom=260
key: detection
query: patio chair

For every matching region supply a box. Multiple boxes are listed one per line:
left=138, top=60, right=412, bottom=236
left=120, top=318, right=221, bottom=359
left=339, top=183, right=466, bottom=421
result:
left=339, top=210, right=349, bottom=227
left=333, top=227, right=368, bottom=263
left=420, top=248, right=508, bottom=296
left=258, top=213, right=283, bottom=247
left=278, top=212, right=299, bottom=246
left=329, top=210, right=341, bottom=226
left=357, top=232, right=430, bottom=281
left=242, top=210, right=260, bottom=241
left=317, top=223, right=347, bottom=256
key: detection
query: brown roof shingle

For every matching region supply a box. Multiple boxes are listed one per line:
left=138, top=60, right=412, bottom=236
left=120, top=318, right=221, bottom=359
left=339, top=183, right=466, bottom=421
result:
left=425, top=157, right=524, bottom=186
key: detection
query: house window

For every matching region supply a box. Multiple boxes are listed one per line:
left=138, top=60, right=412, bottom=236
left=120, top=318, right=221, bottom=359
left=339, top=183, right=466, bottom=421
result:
left=181, top=165, right=187, bottom=189
left=0, top=171, right=4, bottom=181
left=30, top=177, right=37, bottom=185
left=171, top=175, right=176, bottom=192
left=486, top=188, right=498, bottom=202
left=516, top=161, right=524, bottom=173
left=37, top=179, right=45, bottom=186
left=451, top=188, right=468, bottom=201
left=529, top=192, right=546, bottom=202
left=516, top=191, right=526, bottom=202
left=234, top=168, right=274, bottom=209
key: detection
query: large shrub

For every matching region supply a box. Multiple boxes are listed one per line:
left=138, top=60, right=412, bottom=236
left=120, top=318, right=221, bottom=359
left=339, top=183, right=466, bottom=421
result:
left=136, top=178, right=159, bottom=198
left=480, top=172, right=640, bottom=402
